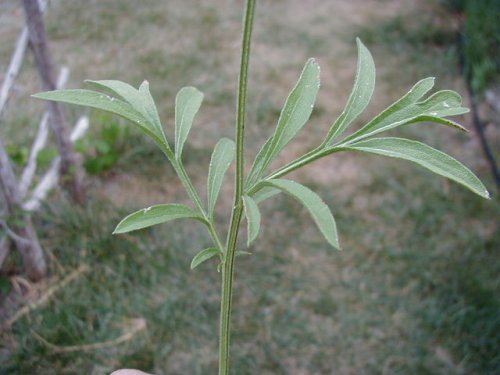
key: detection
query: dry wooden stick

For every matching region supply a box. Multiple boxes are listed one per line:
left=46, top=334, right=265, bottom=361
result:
left=0, top=237, right=8, bottom=268
left=0, top=0, right=48, bottom=119
left=1, top=263, right=89, bottom=331
left=31, top=317, right=147, bottom=353
left=22, top=0, right=86, bottom=203
left=0, top=220, right=34, bottom=246
left=19, top=66, right=69, bottom=198
left=0, top=137, right=46, bottom=280
left=23, top=116, right=89, bottom=212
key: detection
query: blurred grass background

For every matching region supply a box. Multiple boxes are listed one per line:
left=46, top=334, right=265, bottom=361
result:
left=0, top=0, right=498, bottom=374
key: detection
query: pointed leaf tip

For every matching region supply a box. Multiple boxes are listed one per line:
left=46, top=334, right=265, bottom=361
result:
left=207, top=138, right=235, bottom=217
left=114, top=203, right=206, bottom=234
left=247, top=58, right=320, bottom=184
left=343, top=77, right=470, bottom=144
left=242, top=195, right=261, bottom=246
left=264, top=179, right=340, bottom=250
left=325, top=37, right=376, bottom=144
left=191, top=247, right=220, bottom=269
left=33, top=86, right=170, bottom=156
left=345, top=137, right=490, bottom=199
left=175, top=86, right=204, bottom=160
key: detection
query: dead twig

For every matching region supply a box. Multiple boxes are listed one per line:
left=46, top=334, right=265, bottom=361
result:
left=18, top=66, right=69, bottom=198
left=0, top=219, right=33, bottom=246
left=1, top=264, right=89, bottom=331
left=0, top=0, right=49, bottom=119
left=31, top=317, right=147, bottom=353
left=0, top=236, right=9, bottom=268
left=22, top=116, right=89, bottom=212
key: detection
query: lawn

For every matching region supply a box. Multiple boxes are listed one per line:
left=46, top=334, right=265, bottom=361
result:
left=0, top=0, right=498, bottom=374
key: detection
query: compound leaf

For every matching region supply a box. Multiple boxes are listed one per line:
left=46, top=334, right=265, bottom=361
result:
left=33, top=88, right=171, bottom=156
left=263, top=179, right=340, bottom=249
left=344, top=137, right=490, bottom=199
left=86, top=79, right=164, bottom=137
left=343, top=80, right=468, bottom=144
left=175, top=87, right=204, bottom=160
left=114, top=204, right=206, bottom=234
left=207, top=138, right=235, bottom=217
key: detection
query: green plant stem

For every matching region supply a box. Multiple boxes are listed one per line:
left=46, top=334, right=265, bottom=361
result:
left=245, top=146, right=342, bottom=197
left=174, top=160, right=224, bottom=251
left=219, top=1, right=256, bottom=374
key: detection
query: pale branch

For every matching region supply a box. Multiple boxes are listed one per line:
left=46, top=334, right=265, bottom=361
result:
left=19, top=66, right=70, bottom=197
left=23, top=116, right=89, bottom=212
left=1, top=264, right=89, bottom=331
left=0, top=0, right=48, bottom=119
left=31, top=317, right=146, bottom=353
left=0, top=237, right=8, bottom=269
left=0, top=138, right=46, bottom=280
left=0, top=220, right=33, bottom=246
left=22, top=0, right=86, bottom=203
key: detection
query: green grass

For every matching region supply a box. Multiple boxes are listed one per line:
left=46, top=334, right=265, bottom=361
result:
left=440, top=0, right=500, bottom=93
left=1, top=0, right=498, bottom=374
left=358, top=164, right=500, bottom=373
left=4, top=160, right=498, bottom=374
left=357, top=4, right=459, bottom=86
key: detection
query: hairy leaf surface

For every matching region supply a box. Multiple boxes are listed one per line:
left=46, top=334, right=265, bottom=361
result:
left=325, top=38, right=375, bottom=144
left=175, top=87, right=204, bottom=159
left=114, top=204, right=205, bottom=234
left=33, top=89, right=171, bottom=155
left=85, top=79, right=163, bottom=136
left=247, top=58, right=320, bottom=184
left=191, top=247, right=221, bottom=269
left=252, top=186, right=281, bottom=204
left=343, top=81, right=468, bottom=144
left=138, top=80, right=163, bottom=131
left=242, top=195, right=261, bottom=246
left=207, top=138, right=235, bottom=217
left=264, top=179, right=340, bottom=249
left=344, top=137, right=489, bottom=198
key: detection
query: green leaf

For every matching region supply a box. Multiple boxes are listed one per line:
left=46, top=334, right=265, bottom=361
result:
left=342, top=79, right=468, bottom=144
left=263, top=179, right=340, bottom=249
left=252, top=186, right=281, bottom=204
left=207, top=138, right=235, bottom=217
left=401, top=115, right=467, bottom=132
left=236, top=251, right=252, bottom=257
left=246, top=137, right=272, bottom=186
left=175, top=87, right=204, bottom=159
left=138, top=80, right=163, bottom=131
left=33, top=89, right=171, bottom=156
left=247, top=58, right=320, bottom=184
left=325, top=38, right=376, bottom=145
left=113, top=203, right=206, bottom=234
left=242, top=195, right=261, bottom=246
left=85, top=79, right=164, bottom=139
left=85, top=79, right=140, bottom=103
left=191, top=247, right=221, bottom=269
left=344, top=137, right=490, bottom=199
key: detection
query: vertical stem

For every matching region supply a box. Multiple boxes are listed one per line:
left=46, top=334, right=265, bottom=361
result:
left=219, top=1, right=256, bottom=374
